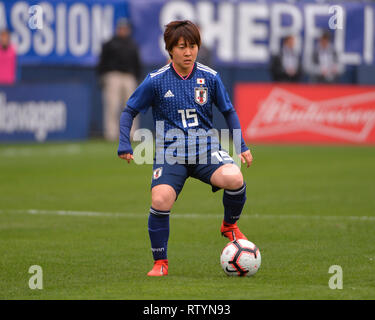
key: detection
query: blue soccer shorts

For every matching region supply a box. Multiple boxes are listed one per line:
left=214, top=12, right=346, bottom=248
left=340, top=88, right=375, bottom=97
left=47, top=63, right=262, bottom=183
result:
left=150, top=150, right=235, bottom=199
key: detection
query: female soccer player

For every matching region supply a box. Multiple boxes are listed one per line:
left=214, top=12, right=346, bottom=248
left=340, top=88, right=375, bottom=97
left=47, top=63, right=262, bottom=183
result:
left=118, top=20, right=253, bottom=276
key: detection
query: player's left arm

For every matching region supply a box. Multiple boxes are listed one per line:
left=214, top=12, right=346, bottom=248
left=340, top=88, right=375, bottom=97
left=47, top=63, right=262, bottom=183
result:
left=222, top=109, right=253, bottom=168
left=213, top=74, right=253, bottom=168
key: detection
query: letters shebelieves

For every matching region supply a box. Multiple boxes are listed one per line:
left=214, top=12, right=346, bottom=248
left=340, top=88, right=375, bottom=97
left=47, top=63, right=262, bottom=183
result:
left=1, top=1, right=374, bottom=66
left=135, top=0, right=375, bottom=66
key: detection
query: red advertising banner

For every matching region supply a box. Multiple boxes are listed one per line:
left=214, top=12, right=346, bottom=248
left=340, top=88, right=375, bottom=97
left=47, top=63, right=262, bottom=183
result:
left=235, top=84, right=375, bottom=144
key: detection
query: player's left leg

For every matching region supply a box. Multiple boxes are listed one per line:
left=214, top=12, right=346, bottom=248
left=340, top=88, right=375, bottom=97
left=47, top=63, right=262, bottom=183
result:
left=191, top=152, right=248, bottom=241
left=210, top=163, right=248, bottom=241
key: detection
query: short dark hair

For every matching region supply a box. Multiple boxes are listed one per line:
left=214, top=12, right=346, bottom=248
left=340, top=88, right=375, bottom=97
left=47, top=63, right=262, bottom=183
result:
left=164, top=20, right=201, bottom=58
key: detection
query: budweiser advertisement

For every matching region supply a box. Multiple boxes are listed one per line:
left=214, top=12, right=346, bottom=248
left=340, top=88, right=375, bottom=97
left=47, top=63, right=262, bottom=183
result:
left=235, top=84, right=375, bottom=144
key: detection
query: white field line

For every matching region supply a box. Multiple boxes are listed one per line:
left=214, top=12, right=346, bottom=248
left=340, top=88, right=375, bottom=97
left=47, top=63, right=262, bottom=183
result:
left=0, top=145, right=82, bottom=157
left=1, top=209, right=375, bottom=222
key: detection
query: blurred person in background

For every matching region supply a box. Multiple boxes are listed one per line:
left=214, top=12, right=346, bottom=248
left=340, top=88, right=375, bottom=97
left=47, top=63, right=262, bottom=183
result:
left=196, top=25, right=213, bottom=67
left=0, top=29, right=17, bottom=85
left=310, top=31, right=343, bottom=83
left=196, top=40, right=213, bottom=67
left=270, top=35, right=302, bottom=82
left=97, top=18, right=142, bottom=141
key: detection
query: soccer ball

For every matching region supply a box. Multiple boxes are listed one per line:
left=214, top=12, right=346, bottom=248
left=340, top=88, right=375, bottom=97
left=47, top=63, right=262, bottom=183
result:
left=220, top=239, right=261, bottom=277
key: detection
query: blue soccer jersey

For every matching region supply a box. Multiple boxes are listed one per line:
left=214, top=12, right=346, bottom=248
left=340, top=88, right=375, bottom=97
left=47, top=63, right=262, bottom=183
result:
left=125, top=62, right=238, bottom=161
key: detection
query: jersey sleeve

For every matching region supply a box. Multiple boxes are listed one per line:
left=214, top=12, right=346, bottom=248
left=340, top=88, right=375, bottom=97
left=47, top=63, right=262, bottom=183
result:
left=213, top=73, right=248, bottom=153
left=126, top=74, right=154, bottom=114
left=213, top=73, right=234, bottom=113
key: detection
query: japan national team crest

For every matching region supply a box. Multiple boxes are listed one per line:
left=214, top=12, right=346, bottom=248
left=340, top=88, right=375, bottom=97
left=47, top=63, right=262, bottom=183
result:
left=195, top=87, right=208, bottom=105
left=153, top=167, right=163, bottom=180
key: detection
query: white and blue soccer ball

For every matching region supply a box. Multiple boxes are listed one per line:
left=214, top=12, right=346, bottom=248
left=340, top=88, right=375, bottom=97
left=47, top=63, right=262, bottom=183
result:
left=220, top=239, right=261, bottom=277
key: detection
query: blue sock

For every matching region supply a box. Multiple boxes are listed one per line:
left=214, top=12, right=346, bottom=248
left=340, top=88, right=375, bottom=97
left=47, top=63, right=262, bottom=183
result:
left=148, top=207, right=170, bottom=261
left=223, top=183, right=247, bottom=224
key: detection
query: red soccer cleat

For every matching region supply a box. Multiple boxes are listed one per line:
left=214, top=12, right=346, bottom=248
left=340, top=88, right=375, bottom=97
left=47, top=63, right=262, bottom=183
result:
left=220, top=221, right=248, bottom=242
left=147, top=259, right=168, bottom=276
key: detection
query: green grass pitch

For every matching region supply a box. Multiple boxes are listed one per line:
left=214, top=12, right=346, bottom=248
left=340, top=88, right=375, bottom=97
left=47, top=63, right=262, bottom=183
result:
left=0, top=141, right=374, bottom=299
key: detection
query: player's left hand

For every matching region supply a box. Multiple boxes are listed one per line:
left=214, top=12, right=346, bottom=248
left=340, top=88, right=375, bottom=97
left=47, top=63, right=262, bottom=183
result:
left=239, top=150, right=253, bottom=168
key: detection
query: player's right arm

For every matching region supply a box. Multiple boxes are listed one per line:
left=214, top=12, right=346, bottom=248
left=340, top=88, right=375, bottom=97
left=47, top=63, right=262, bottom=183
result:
left=118, top=74, right=154, bottom=163
left=118, top=106, right=138, bottom=163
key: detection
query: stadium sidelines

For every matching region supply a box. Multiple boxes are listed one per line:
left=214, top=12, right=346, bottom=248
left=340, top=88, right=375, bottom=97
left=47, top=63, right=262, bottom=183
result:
left=1, top=209, right=375, bottom=221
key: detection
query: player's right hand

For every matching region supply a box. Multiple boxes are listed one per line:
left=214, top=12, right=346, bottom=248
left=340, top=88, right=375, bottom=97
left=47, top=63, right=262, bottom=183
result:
left=118, top=153, right=134, bottom=164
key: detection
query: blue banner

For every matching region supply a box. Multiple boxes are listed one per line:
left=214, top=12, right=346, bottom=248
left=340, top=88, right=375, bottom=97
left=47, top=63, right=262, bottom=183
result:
left=0, top=0, right=128, bottom=65
left=129, top=0, right=375, bottom=67
left=0, top=83, right=91, bottom=142
left=1, top=0, right=374, bottom=67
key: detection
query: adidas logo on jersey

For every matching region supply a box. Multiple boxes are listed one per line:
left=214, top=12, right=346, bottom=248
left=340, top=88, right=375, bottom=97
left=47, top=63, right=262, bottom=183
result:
left=164, top=90, right=174, bottom=98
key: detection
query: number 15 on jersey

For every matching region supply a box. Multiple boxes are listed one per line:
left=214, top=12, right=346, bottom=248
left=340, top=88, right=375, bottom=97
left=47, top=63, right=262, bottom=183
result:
left=178, top=109, right=198, bottom=128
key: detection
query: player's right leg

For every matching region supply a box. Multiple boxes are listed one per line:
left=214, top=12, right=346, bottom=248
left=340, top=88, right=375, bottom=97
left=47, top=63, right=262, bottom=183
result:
left=147, top=163, right=188, bottom=276
left=147, top=185, right=175, bottom=276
